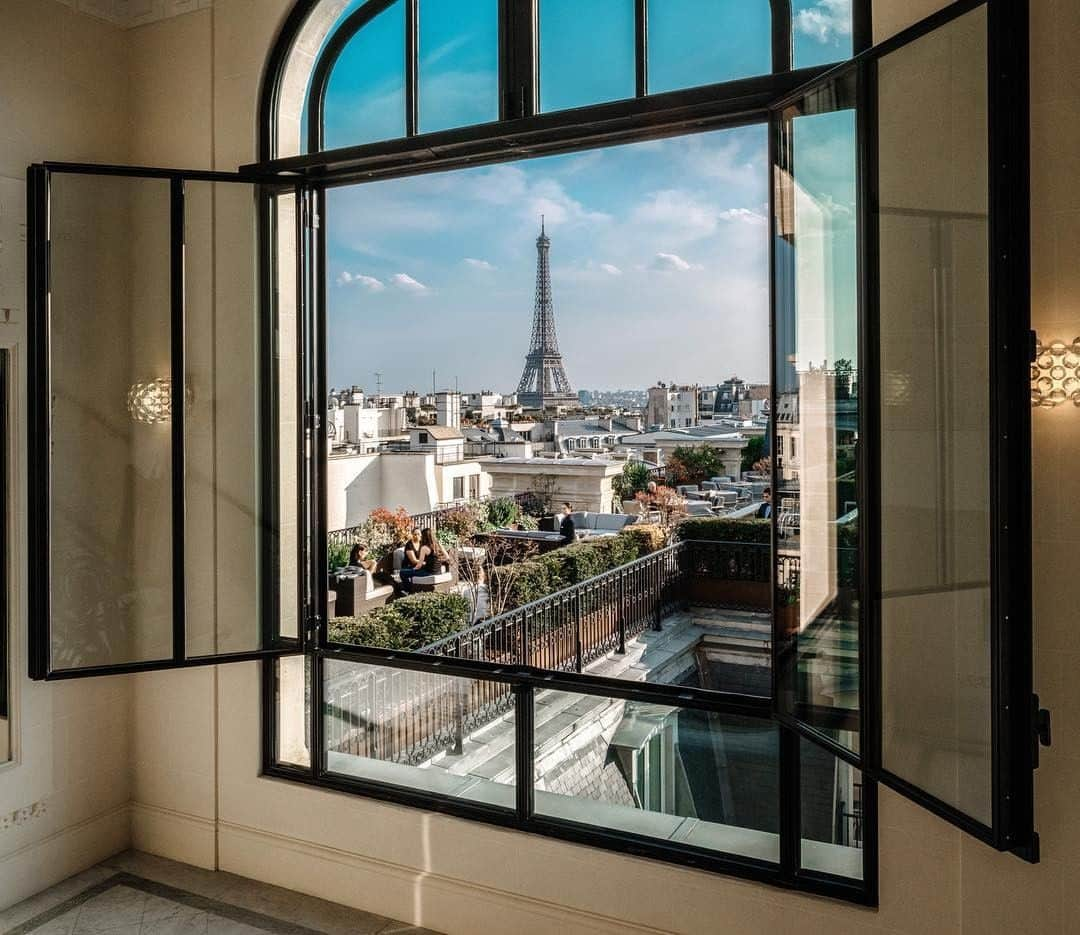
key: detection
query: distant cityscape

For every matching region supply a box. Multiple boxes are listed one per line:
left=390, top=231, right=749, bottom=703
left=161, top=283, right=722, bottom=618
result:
left=323, top=223, right=854, bottom=536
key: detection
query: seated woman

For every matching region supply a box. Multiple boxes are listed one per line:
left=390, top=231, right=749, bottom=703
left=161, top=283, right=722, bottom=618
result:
left=399, top=528, right=426, bottom=593
left=420, top=527, right=449, bottom=575
left=347, top=543, right=376, bottom=573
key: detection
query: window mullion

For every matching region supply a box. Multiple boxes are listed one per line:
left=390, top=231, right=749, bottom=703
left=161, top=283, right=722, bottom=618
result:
left=406, top=0, right=419, bottom=135
left=170, top=177, right=187, bottom=663
left=634, top=0, right=647, bottom=97
left=771, top=0, right=792, bottom=73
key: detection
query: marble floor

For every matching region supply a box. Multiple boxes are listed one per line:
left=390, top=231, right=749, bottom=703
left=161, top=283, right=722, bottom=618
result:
left=0, top=851, right=439, bottom=935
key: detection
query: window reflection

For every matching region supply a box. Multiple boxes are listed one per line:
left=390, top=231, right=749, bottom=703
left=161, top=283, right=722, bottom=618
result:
left=774, top=74, right=860, bottom=750
left=801, top=738, right=864, bottom=879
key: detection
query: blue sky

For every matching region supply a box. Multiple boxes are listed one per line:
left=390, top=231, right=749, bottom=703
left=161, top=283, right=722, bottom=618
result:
left=318, top=0, right=854, bottom=393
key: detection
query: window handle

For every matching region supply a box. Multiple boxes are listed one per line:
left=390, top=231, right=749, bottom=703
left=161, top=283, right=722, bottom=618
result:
left=1032, top=694, right=1052, bottom=769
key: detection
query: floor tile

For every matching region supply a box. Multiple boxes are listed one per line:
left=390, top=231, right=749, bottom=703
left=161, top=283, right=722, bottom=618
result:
left=3, top=853, right=442, bottom=935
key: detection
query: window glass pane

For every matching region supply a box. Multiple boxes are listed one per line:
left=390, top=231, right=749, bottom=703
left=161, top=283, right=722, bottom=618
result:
left=800, top=737, right=863, bottom=879
left=275, top=192, right=301, bottom=642
left=184, top=182, right=269, bottom=657
left=299, top=0, right=370, bottom=152
left=49, top=174, right=173, bottom=669
left=323, top=0, right=406, bottom=150
left=321, top=127, right=772, bottom=699
left=647, top=0, right=771, bottom=95
left=419, top=0, right=499, bottom=133
left=540, top=0, right=635, bottom=112
left=276, top=654, right=311, bottom=768
left=533, top=690, right=779, bottom=862
left=323, top=659, right=516, bottom=808
left=877, top=7, right=991, bottom=825
left=774, top=72, right=860, bottom=750
left=792, top=0, right=854, bottom=69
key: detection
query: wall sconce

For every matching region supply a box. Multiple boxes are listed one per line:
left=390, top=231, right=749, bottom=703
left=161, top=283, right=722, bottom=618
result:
left=126, top=378, right=173, bottom=424
left=1031, top=339, right=1080, bottom=408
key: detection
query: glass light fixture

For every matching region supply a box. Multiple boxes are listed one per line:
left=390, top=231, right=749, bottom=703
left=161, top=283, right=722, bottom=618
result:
left=126, top=378, right=172, bottom=424
left=1031, top=338, right=1080, bottom=408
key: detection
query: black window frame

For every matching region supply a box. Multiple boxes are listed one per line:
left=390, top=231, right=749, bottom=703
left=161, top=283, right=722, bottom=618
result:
left=26, top=164, right=307, bottom=679
left=257, top=0, right=881, bottom=907
left=767, top=0, right=1036, bottom=860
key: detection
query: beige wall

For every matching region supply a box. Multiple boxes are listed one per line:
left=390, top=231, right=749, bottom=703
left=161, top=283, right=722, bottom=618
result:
left=0, top=0, right=133, bottom=910
left=4, top=0, right=1080, bottom=932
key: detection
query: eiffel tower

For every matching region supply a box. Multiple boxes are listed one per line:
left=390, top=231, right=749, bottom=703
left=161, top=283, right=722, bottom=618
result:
left=516, top=218, right=578, bottom=411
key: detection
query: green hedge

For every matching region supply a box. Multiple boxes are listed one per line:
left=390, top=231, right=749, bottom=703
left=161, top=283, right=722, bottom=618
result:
left=494, top=526, right=664, bottom=610
left=328, top=592, right=470, bottom=649
left=676, top=517, right=771, bottom=544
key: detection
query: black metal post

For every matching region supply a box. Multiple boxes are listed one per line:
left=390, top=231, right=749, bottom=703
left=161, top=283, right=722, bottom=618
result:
left=514, top=682, right=535, bottom=821
left=574, top=589, right=582, bottom=673
left=617, top=571, right=626, bottom=654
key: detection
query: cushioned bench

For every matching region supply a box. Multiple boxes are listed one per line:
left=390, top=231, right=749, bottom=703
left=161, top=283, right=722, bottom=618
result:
left=561, top=511, right=637, bottom=539
left=329, top=567, right=394, bottom=617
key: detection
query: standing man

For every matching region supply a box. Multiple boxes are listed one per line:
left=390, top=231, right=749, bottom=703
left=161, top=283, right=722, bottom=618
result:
left=559, top=502, right=576, bottom=544
left=755, top=488, right=773, bottom=519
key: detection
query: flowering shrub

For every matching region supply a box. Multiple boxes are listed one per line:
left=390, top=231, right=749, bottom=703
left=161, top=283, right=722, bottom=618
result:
left=369, top=506, right=413, bottom=544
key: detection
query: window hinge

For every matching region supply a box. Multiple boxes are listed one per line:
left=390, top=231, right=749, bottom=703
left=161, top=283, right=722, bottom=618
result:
left=1032, top=694, right=1051, bottom=768
left=305, top=615, right=322, bottom=645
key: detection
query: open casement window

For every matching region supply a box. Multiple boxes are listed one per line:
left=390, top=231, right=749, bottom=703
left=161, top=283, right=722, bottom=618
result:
left=771, top=0, right=1037, bottom=857
left=27, top=165, right=315, bottom=679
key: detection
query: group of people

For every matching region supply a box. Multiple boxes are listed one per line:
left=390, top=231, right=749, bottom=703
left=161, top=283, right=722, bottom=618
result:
left=346, top=527, right=450, bottom=593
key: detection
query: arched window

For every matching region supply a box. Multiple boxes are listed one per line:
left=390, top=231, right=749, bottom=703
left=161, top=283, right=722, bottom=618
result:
left=262, top=0, right=862, bottom=162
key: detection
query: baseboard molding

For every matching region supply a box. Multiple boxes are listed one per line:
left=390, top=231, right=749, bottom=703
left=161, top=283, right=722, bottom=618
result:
left=217, top=819, right=670, bottom=935
left=130, top=802, right=216, bottom=871
left=0, top=804, right=130, bottom=911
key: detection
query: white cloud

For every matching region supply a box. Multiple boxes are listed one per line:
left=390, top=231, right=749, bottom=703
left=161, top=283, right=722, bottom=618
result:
left=336, top=271, right=386, bottom=291
left=650, top=252, right=701, bottom=272
left=391, top=273, right=430, bottom=294
left=632, top=189, right=717, bottom=242
left=599, top=263, right=622, bottom=276
left=794, top=0, right=853, bottom=44
left=464, top=257, right=495, bottom=271
left=719, top=208, right=768, bottom=226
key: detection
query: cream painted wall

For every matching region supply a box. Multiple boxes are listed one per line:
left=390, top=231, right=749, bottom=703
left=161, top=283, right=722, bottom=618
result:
left=3, top=0, right=1079, bottom=932
left=0, top=0, right=134, bottom=910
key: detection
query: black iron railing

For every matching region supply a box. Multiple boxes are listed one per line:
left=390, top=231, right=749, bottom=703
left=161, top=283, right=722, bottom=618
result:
left=323, top=540, right=812, bottom=765
left=324, top=543, right=690, bottom=765
left=423, top=542, right=690, bottom=672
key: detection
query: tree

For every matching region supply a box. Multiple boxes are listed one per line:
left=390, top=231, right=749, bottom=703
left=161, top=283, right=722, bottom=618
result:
left=612, top=460, right=652, bottom=501
left=741, top=435, right=766, bottom=473
left=666, top=445, right=725, bottom=486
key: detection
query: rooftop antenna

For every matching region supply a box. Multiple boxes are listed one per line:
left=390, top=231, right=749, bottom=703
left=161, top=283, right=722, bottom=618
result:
left=432, top=369, right=437, bottom=396
left=374, top=371, right=383, bottom=400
